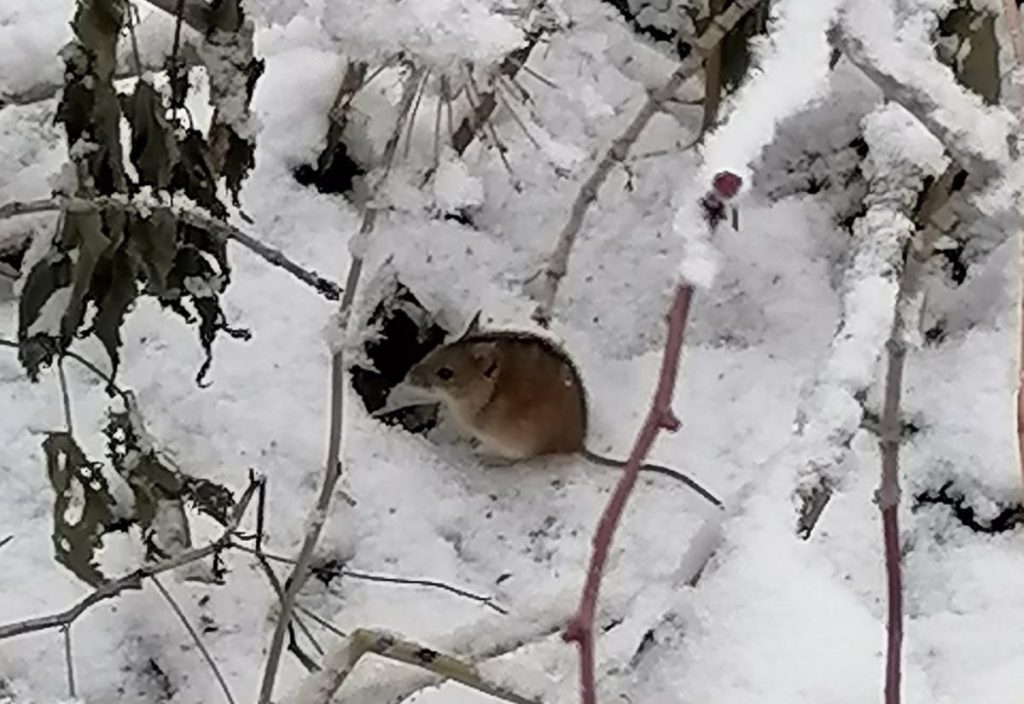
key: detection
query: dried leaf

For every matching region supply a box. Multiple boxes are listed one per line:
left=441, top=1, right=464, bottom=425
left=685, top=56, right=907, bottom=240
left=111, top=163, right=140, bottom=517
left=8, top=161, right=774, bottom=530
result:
left=43, top=432, right=118, bottom=587
left=90, top=246, right=138, bottom=380
left=122, top=80, right=180, bottom=190
left=128, top=208, right=177, bottom=295
left=17, top=254, right=72, bottom=380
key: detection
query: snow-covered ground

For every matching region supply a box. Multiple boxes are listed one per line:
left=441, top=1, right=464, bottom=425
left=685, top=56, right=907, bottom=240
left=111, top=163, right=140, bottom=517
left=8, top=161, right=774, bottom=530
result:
left=1, top=1, right=1021, bottom=703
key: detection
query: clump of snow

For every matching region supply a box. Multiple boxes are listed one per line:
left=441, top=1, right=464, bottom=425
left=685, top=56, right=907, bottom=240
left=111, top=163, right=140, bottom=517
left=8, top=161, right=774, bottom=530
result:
left=432, top=151, right=485, bottom=211
left=322, top=0, right=524, bottom=71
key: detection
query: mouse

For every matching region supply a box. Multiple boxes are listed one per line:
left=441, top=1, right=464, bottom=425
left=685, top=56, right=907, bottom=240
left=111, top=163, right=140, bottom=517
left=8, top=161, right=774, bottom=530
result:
left=389, top=313, right=723, bottom=508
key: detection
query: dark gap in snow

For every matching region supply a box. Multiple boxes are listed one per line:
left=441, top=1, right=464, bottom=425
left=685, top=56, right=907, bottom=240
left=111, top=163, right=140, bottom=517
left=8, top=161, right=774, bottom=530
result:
left=595, top=0, right=681, bottom=47
left=914, top=481, right=1024, bottom=533
left=350, top=280, right=448, bottom=433
left=937, top=241, right=968, bottom=285
left=443, top=208, right=475, bottom=227
left=293, top=138, right=365, bottom=195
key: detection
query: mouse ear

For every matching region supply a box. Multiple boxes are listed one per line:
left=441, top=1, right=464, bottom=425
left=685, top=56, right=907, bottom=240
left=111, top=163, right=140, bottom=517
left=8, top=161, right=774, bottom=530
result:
left=470, top=341, right=499, bottom=378
left=458, top=310, right=483, bottom=340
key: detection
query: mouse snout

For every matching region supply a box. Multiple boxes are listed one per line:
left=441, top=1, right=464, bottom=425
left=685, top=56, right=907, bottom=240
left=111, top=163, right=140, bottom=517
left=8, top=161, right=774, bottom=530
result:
left=406, top=362, right=432, bottom=389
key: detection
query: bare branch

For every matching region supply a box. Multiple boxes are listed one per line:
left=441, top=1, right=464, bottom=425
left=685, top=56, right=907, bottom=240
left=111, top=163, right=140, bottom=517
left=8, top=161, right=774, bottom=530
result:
left=288, top=628, right=539, bottom=704
left=529, top=0, right=762, bottom=325
left=562, top=174, right=739, bottom=704
left=451, top=33, right=544, bottom=155
left=0, top=198, right=342, bottom=300
left=235, top=544, right=507, bottom=614
left=62, top=626, right=76, bottom=698
left=57, top=358, right=74, bottom=437
left=140, top=0, right=209, bottom=33
left=151, top=575, right=237, bottom=704
left=0, top=478, right=261, bottom=641
left=833, top=27, right=1006, bottom=182
left=563, top=286, right=692, bottom=704
left=0, top=198, right=60, bottom=220
left=255, top=61, right=427, bottom=704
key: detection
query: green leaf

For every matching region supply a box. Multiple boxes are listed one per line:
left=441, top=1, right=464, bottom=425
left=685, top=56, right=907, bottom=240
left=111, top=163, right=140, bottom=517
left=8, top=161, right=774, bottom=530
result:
left=43, top=432, right=118, bottom=587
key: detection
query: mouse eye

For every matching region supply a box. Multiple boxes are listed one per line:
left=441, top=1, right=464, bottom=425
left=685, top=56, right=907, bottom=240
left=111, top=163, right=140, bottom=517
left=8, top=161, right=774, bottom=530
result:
left=436, top=367, right=455, bottom=381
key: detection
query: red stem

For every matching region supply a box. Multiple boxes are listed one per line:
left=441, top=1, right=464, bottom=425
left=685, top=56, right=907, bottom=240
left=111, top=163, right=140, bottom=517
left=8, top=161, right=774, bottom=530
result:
left=562, top=172, right=738, bottom=704
left=879, top=331, right=907, bottom=703
left=562, top=284, right=693, bottom=704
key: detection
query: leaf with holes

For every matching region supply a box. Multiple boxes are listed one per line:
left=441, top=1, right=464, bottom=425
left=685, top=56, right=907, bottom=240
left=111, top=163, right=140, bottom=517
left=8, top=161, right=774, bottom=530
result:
left=43, top=433, right=120, bottom=587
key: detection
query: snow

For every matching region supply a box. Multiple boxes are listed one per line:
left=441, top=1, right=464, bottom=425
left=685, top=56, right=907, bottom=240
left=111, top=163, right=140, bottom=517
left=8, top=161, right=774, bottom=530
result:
left=1, top=0, right=1023, bottom=703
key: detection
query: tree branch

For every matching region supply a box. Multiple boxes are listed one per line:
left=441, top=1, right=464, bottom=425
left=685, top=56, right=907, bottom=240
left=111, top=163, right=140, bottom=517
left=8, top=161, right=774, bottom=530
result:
left=235, top=544, right=508, bottom=614
left=288, top=628, right=539, bottom=704
left=529, top=0, right=761, bottom=326
left=0, top=477, right=261, bottom=641
left=151, top=574, right=237, bottom=704
left=140, top=0, right=210, bottom=33
left=255, top=65, right=426, bottom=704
left=562, top=174, right=739, bottom=704
left=562, top=286, right=690, bottom=704
left=0, top=198, right=342, bottom=300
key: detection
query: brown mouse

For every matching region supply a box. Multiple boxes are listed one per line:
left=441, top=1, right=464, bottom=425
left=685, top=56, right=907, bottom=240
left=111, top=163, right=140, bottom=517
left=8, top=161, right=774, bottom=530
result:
left=395, top=313, right=723, bottom=508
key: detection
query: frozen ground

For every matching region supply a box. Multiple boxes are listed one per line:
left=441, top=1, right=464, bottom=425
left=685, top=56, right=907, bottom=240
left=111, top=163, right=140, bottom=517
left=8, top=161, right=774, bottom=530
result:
left=1, top=1, right=1021, bottom=703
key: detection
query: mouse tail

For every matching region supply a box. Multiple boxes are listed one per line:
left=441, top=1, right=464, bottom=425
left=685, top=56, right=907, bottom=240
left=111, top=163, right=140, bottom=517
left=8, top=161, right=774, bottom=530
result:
left=581, top=448, right=724, bottom=508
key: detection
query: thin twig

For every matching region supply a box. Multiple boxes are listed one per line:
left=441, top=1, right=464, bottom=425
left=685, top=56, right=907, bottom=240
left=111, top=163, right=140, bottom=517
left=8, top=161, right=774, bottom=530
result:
left=151, top=575, right=237, bottom=704
left=255, top=65, right=425, bottom=704
left=442, top=75, right=455, bottom=145
left=2, top=337, right=128, bottom=404
left=700, top=0, right=727, bottom=136
left=0, top=535, right=12, bottom=551
left=254, top=550, right=324, bottom=656
left=62, top=626, right=76, bottom=698
left=57, top=358, right=74, bottom=437
left=0, top=198, right=342, bottom=300
left=289, top=628, right=539, bottom=704
left=125, top=3, right=145, bottom=76
left=451, top=33, right=544, bottom=155
left=296, top=604, right=347, bottom=639
left=0, top=198, right=60, bottom=220
left=403, top=70, right=430, bottom=159
left=563, top=285, right=692, bottom=704
left=0, top=478, right=261, bottom=640
left=529, top=0, right=761, bottom=325
left=236, top=544, right=507, bottom=614
left=494, top=79, right=541, bottom=148
left=464, top=68, right=516, bottom=181
left=563, top=175, right=739, bottom=704
left=871, top=187, right=954, bottom=704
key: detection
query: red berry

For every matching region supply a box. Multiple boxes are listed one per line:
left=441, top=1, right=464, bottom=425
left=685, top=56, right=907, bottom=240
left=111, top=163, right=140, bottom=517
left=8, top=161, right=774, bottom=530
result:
left=712, top=171, right=742, bottom=199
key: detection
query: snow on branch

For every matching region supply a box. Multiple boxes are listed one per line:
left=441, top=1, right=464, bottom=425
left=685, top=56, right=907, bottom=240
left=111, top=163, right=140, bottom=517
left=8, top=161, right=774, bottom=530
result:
left=0, top=476, right=262, bottom=640
left=0, top=197, right=343, bottom=300
left=287, top=628, right=538, bottom=704
left=529, top=0, right=762, bottom=325
left=675, top=0, right=844, bottom=288
left=835, top=0, right=1013, bottom=183
left=794, top=103, right=947, bottom=535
